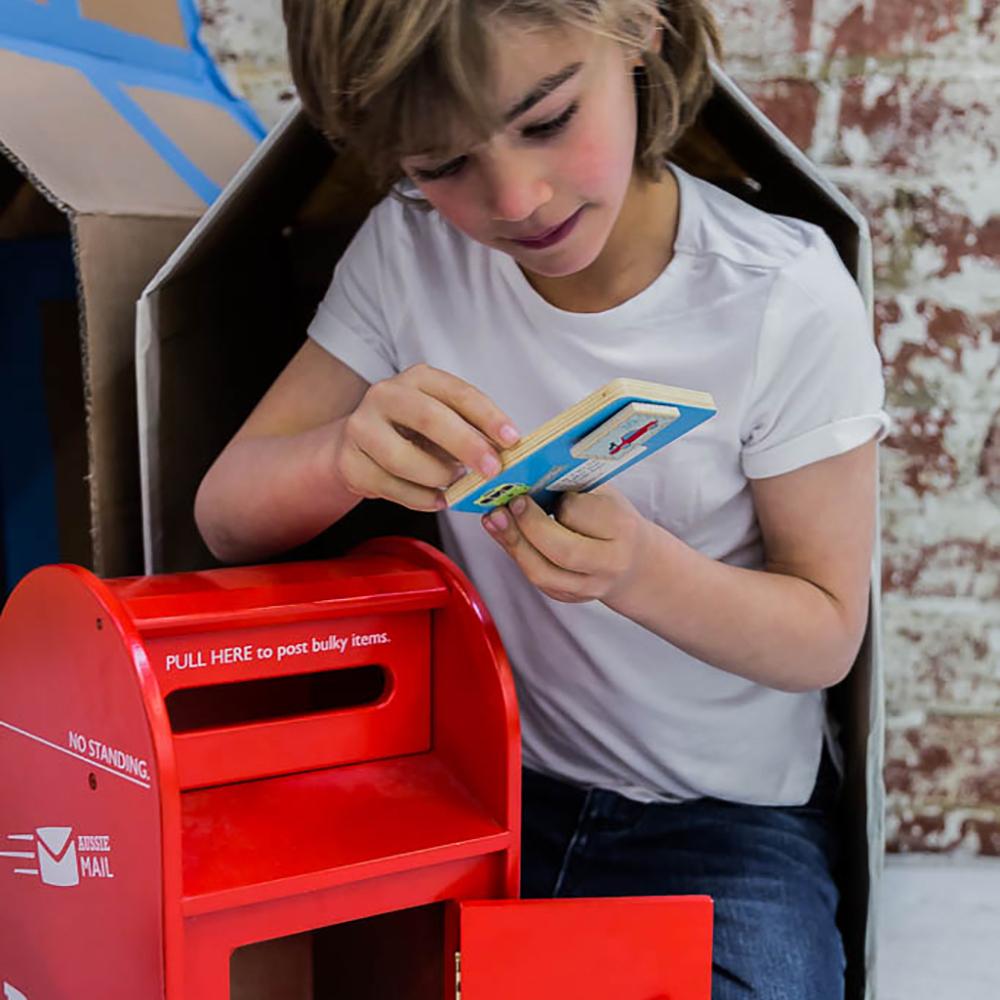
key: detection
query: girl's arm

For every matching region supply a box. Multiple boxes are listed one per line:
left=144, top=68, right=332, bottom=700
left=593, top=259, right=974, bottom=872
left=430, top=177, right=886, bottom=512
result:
left=194, top=339, right=371, bottom=564
left=606, top=440, right=877, bottom=691
left=485, top=439, right=877, bottom=693
left=196, top=339, right=519, bottom=565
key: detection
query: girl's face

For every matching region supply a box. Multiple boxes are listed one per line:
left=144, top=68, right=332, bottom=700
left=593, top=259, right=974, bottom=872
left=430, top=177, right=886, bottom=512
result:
left=401, top=22, right=641, bottom=279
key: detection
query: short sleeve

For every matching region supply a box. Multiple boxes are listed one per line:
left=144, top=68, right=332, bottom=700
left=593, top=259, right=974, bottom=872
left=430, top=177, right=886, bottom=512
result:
left=740, top=234, right=890, bottom=479
left=307, top=198, right=400, bottom=383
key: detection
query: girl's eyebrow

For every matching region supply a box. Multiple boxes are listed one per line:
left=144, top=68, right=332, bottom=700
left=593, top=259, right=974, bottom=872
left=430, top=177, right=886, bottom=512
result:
left=406, top=61, right=584, bottom=165
left=503, top=61, right=582, bottom=123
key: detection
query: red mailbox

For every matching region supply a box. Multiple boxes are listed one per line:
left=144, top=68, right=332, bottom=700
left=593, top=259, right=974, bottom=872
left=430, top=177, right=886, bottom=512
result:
left=0, top=538, right=711, bottom=998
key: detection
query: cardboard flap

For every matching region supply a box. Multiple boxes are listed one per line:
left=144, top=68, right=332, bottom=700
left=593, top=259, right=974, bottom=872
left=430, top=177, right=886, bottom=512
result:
left=0, top=0, right=263, bottom=218
left=457, top=898, right=713, bottom=999
left=0, top=48, right=206, bottom=216
left=141, top=104, right=325, bottom=296
left=74, top=212, right=196, bottom=576
left=124, top=85, right=259, bottom=192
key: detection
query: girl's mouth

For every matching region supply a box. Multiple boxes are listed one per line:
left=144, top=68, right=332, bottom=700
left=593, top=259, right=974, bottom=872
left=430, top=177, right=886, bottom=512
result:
left=508, top=206, right=585, bottom=249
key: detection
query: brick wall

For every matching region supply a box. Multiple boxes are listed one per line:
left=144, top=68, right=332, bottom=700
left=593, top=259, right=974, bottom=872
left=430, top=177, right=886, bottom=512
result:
left=711, top=0, right=1000, bottom=855
left=197, top=0, right=1000, bottom=854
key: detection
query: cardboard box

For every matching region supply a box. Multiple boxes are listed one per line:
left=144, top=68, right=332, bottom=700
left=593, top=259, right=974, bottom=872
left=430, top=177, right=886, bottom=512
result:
left=0, top=0, right=262, bottom=592
left=137, top=64, right=884, bottom=999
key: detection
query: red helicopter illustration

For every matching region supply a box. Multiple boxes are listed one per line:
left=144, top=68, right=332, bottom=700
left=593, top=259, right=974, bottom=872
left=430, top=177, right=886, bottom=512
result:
left=608, top=419, right=659, bottom=455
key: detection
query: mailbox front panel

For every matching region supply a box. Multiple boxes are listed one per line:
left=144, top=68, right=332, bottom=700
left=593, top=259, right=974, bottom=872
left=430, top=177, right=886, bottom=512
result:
left=146, top=610, right=432, bottom=788
left=456, top=896, right=713, bottom=1000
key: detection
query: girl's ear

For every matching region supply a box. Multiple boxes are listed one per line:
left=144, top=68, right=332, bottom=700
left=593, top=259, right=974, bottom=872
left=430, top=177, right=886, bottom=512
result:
left=631, top=15, right=664, bottom=67
left=645, top=18, right=664, bottom=52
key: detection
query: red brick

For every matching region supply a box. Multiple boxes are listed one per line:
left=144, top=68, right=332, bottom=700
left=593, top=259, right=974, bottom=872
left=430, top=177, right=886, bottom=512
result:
left=846, top=185, right=1000, bottom=282
left=982, top=409, right=1000, bottom=496
left=742, top=78, right=820, bottom=151
left=825, top=0, right=964, bottom=57
left=882, top=413, right=960, bottom=498
left=887, top=716, right=1000, bottom=853
left=835, top=78, right=994, bottom=175
left=883, top=540, right=1000, bottom=597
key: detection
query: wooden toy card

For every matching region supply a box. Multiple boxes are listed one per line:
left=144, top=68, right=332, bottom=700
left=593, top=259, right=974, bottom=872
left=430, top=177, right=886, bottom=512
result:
left=445, top=379, right=717, bottom=513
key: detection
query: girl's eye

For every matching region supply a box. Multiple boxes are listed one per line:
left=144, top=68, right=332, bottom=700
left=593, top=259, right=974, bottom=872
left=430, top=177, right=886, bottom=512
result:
left=413, top=155, right=468, bottom=182
left=410, top=101, right=579, bottom=180
left=522, top=101, right=579, bottom=140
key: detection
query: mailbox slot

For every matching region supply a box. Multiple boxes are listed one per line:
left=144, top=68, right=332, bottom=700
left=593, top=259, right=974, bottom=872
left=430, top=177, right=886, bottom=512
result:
left=165, top=664, right=390, bottom=733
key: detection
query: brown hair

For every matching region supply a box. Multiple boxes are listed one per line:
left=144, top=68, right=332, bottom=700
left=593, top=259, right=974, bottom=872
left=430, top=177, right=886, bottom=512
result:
left=282, top=0, right=722, bottom=190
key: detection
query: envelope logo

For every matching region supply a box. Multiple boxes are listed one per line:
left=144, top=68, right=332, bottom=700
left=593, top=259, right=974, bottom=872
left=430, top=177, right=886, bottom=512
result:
left=35, top=827, right=79, bottom=887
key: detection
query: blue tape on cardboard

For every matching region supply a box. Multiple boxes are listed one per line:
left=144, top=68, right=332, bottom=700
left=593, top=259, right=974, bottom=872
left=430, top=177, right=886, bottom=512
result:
left=0, top=0, right=265, bottom=204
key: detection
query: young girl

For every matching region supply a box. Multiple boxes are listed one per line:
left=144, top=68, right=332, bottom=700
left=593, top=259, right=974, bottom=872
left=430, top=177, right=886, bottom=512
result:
left=196, top=1, right=889, bottom=996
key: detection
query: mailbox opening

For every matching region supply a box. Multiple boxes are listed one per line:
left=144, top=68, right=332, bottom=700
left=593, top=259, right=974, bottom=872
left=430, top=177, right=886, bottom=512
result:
left=230, top=901, right=445, bottom=1000
left=165, top=664, right=389, bottom=733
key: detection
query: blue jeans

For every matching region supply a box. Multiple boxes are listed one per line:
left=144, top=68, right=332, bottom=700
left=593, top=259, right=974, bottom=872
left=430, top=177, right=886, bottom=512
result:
left=521, top=756, right=845, bottom=999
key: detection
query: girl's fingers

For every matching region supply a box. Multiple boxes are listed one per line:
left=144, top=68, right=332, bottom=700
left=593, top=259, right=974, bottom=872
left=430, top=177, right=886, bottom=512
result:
left=348, top=443, right=445, bottom=511
left=347, top=366, right=519, bottom=502
left=483, top=505, right=590, bottom=598
left=397, top=428, right=466, bottom=483
left=507, top=496, right=604, bottom=573
left=372, top=380, right=505, bottom=478
left=350, top=410, right=462, bottom=488
left=403, top=365, right=520, bottom=451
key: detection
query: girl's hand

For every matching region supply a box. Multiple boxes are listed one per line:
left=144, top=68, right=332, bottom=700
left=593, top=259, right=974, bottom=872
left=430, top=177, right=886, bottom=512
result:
left=482, top=486, right=651, bottom=604
left=333, top=364, right=520, bottom=511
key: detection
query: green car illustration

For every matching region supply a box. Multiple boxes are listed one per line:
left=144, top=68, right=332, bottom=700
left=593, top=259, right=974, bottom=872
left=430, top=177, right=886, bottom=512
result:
left=473, top=482, right=531, bottom=508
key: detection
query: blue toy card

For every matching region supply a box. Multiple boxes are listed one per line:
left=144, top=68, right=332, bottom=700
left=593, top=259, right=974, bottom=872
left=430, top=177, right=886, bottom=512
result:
left=445, top=379, right=717, bottom=513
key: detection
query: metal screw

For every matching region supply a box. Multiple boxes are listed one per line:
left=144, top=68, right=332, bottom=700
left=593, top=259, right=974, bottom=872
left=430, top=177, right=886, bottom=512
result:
left=88, top=773, right=97, bottom=790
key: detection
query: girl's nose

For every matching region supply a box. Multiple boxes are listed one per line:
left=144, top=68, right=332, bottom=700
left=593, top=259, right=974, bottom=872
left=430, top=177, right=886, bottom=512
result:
left=483, top=154, right=553, bottom=223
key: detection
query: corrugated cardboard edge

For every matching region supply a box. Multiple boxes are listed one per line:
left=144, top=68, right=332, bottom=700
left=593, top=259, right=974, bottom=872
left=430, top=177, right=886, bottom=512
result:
left=0, top=136, right=72, bottom=217
left=66, top=217, right=99, bottom=570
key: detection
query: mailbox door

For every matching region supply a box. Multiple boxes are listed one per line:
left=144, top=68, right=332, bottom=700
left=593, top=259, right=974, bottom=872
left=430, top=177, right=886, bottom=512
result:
left=455, top=896, right=713, bottom=1000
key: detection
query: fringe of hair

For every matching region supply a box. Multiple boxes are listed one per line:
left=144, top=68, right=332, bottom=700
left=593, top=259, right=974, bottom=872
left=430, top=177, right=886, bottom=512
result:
left=282, top=0, right=722, bottom=190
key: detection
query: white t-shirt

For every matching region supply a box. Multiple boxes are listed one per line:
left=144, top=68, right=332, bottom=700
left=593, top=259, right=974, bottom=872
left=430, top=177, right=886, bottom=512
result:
left=308, top=162, right=890, bottom=806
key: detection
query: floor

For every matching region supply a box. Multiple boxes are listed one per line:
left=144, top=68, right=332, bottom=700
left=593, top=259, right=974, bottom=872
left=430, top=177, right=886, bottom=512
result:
left=877, top=854, right=1000, bottom=999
